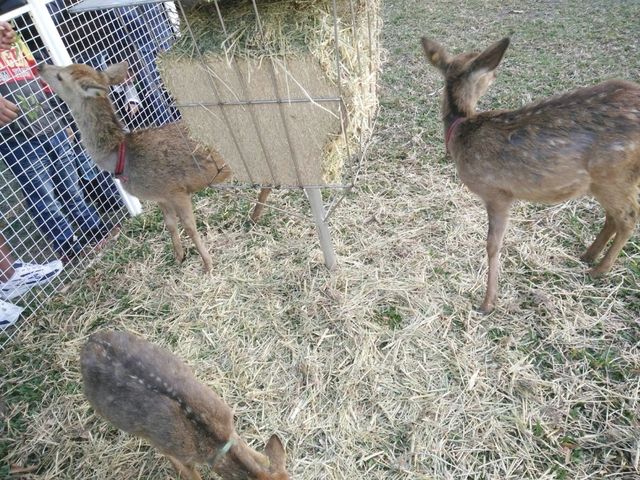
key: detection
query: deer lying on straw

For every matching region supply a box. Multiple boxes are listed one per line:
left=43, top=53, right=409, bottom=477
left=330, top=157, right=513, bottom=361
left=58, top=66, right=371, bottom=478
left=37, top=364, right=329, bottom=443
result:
left=421, top=37, right=640, bottom=313
left=39, top=62, right=270, bottom=272
left=81, top=330, right=290, bottom=480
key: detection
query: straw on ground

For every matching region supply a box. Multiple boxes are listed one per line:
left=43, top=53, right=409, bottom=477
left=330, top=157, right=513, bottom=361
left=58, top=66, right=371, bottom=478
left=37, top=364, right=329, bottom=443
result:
left=1, top=0, right=639, bottom=479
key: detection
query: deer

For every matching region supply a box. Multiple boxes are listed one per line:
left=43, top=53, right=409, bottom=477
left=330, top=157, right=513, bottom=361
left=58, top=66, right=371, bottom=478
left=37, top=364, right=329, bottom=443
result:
left=80, top=330, right=291, bottom=480
left=421, top=36, right=640, bottom=314
left=38, top=62, right=271, bottom=273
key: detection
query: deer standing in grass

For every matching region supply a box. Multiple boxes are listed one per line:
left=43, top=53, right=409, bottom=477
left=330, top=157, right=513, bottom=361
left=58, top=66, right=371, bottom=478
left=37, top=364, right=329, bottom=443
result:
left=81, top=330, right=290, bottom=480
left=421, top=37, right=640, bottom=313
left=39, top=62, right=270, bottom=272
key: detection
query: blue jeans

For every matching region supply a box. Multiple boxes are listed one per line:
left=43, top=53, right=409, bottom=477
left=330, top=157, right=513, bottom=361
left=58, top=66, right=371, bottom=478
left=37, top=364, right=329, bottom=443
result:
left=136, top=47, right=180, bottom=126
left=0, top=130, right=104, bottom=252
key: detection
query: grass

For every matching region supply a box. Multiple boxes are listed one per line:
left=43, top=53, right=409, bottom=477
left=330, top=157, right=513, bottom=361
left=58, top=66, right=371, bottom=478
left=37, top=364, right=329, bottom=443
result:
left=1, top=0, right=640, bottom=479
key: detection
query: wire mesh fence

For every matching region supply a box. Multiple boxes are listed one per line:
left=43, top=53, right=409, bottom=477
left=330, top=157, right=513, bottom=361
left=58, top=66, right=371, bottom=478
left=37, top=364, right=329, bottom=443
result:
left=0, top=0, right=178, bottom=347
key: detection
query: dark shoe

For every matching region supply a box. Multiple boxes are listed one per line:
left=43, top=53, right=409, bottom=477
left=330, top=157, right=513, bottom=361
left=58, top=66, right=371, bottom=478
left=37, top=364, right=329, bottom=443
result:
left=81, top=176, right=125, bottom=214
left=81, top=222, right=121, bottom=250
left=57, top=236, right=85, bottom=265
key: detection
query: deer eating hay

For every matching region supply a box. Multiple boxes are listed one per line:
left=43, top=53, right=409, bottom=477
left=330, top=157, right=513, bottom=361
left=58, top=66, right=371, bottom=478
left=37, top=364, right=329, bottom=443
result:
left=81, top=330, right=290, bottom=480
left=421, top=37, right=640, bottom=313
left=39, top=62, right=270, bottom=273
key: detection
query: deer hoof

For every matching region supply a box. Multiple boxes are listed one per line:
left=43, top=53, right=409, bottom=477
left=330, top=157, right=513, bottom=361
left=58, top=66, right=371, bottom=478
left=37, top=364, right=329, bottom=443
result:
left=202, top=257, right=213, bottom=273
left=250, top=208, right=264, bottom=223
left=475, top=303, right=495, bottom=315
left=580, top=253, right=595, bottom=264
left=587, top=267, right=606, bottom=278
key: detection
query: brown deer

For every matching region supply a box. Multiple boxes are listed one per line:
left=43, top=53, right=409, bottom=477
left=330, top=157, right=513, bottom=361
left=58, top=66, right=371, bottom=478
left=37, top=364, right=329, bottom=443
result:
left=421, top=37, right=640, bottom=313
left=81, top=330, right=290, bottom=480
left=38, top=62, right=270, bottom=272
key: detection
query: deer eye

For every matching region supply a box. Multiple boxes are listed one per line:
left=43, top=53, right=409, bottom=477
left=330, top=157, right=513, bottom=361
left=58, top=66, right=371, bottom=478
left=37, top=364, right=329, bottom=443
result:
left=56, top=73, right=62, bottom=81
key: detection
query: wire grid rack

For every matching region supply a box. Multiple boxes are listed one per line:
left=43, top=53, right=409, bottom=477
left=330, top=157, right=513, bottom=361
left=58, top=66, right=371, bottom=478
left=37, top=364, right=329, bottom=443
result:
left=0, top=0, right=179, bottom=348
left=70, top=0, right=379, bottom=191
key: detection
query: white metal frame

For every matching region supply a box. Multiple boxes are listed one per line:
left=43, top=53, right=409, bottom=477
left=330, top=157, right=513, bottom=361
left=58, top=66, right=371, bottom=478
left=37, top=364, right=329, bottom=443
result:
left=305, top=187, right=337, bottom=270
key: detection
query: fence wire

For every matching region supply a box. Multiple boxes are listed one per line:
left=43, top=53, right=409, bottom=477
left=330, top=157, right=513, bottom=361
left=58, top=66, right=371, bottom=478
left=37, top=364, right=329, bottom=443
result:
left=0, top=0, right=178, bottom=347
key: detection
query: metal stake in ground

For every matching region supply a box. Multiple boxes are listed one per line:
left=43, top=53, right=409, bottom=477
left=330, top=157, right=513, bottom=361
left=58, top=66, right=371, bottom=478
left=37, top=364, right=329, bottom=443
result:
left=305, top=187, right=337, bottom=270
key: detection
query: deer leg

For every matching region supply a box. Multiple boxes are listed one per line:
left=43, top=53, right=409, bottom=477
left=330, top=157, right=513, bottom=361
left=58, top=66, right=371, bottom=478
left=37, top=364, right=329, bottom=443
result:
left=581, top=212, right=616, bottom=264
left=250, top=187, right=271, bottom=222
left=479, top=196, right=512, bottom=314
left=159, top=202, right=185, bottom=265
left=166, top=455, right=202, bottom=480
left=173, top=195, right=213, bottom=273
left=589, top=202, right=638, bottom=277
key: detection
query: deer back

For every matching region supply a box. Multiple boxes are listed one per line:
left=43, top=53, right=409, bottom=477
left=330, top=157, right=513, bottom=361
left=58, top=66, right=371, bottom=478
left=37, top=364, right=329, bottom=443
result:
left=125, top=123, right=231, bottom=198
left=80, top=330, right=235, bottom=464
left=451, top=80, right=640, bottom=203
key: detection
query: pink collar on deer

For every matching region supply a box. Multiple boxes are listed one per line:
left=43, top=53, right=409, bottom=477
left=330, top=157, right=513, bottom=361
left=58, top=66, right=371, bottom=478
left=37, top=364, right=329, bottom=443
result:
left=445, top=117, right=466, bottom=152
left=114, top=141, right=127, bottom=182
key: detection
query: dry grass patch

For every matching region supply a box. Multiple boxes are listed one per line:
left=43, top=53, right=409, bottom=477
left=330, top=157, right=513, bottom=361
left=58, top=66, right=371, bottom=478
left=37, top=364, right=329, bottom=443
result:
left=1, top=0, right=640, bottom=479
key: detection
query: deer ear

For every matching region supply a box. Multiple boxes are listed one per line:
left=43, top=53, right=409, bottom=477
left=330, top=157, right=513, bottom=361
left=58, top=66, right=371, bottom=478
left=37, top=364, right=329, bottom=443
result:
left=471, top=37, right=510, bottom=73
left=80, top=81, right=108, bottom=98
left=103, top=61, right=129, bottom=85
left=264, top=434, right=286, bottom=472
left=421, top=37, right=450, bottom=72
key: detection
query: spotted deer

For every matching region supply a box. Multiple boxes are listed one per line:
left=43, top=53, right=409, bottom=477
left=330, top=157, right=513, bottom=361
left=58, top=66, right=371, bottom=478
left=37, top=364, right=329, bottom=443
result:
left=81, top=330, right=290, bottom=480
left=421, top=37, right=640, bottom=313
left=38, top=62, right=270, bottom=272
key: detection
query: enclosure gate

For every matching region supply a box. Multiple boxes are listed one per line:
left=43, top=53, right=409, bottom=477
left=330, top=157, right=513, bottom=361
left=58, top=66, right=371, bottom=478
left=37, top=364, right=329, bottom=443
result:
left=0, top=0, right=167, bottom=347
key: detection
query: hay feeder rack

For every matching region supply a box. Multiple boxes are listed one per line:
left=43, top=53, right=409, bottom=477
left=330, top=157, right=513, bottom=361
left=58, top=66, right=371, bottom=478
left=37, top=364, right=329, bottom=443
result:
left=70, top=0, right=380, bottom=269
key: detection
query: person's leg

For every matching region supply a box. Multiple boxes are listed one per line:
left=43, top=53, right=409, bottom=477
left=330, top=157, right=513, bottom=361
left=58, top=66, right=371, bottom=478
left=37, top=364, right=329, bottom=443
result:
left=86, top=170, right=125, bottom=213
left=47, top=131, right=120, bottom=248
left=75, top=140, right=100, bottom=183
left=0, top=233, right=15, bottom=282
left=72, top=141, right=124, bottom=213
left=137, top=49, right=180, bottom=126
left=47, top=130, right=104, bottom=234
left=0, top=136, right=80, bottom=256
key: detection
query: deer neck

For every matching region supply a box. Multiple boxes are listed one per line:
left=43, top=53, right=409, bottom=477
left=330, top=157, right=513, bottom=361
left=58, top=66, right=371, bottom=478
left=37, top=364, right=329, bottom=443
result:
left=442, top=82, right=476, bottom=131
left=71, top=96, right=126, bottom=173
left=441, top=84, right=479, bottom=152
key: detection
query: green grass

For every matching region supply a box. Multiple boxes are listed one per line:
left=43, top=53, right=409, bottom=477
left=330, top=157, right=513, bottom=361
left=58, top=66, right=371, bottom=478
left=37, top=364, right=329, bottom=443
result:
left=374, top=305, right=403, bottom=329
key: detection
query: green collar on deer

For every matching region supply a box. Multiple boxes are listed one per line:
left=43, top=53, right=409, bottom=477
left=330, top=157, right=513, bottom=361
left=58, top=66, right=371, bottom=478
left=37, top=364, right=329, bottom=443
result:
left=211, top=438, right=236, bottom=466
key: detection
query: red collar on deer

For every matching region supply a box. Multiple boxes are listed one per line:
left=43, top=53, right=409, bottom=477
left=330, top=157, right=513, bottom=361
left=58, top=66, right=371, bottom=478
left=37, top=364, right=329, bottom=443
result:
left=114, top=141, right=127, bottom=182
left=445, top=117, right=466, bottom=152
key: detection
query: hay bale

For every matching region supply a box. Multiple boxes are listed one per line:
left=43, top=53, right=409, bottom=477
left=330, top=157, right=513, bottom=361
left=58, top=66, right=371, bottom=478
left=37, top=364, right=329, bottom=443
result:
left=158, top=0, right=380, bottom=186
